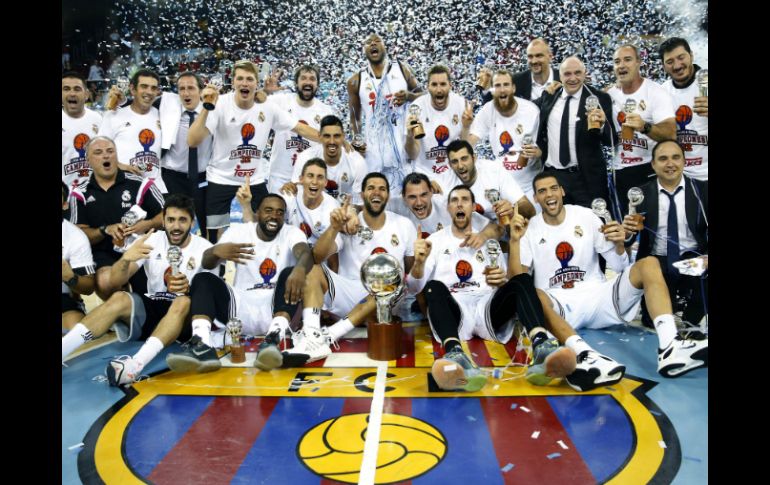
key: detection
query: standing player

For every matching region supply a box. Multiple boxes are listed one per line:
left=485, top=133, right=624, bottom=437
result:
left=62, top=72, right=102, bottom=190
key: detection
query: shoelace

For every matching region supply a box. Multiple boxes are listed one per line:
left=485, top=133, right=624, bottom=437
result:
left=322, top=328, right=340, bottom=351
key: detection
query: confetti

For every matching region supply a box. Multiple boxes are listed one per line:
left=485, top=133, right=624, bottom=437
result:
left=531, top=431, right=540, bottom=439
left=557, top=440, right=569, bottom=449
left=547, top=453, right=562, bottom=460
left=501, top=463, right=515, bottom=472
left=520, top=406, right=531, bottom=413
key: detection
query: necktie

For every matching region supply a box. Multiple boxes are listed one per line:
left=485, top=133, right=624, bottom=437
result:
left=664, top=187, right=683, bottom=272
left=186, top=111, right=198, bottom=184
left=559, top=95, right=572, bottom=167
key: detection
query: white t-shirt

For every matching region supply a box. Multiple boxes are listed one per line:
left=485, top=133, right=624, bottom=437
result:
left=99, top=106, right=165, bottom=192
left=62, top=219, right=96, bottom=294
left=285, top=186, right=341, bottom=246
left=205, top=93, right=298, bottom=186
left=292, top=145, right=368, bottom=205
left=469, top=97, right=541, bottom=193
left=406, top=91, right=466, bottom=176
left=435, top=159, right=526, bottom=221
left=388, top=193, right=489, bottom=237
left=268, top=92, right=334, bottom=184
left=62, top=108, right=102, bottom=188
left=134, top=231, right=214, bottom=298
left=662, top=77, right=708, bottom=181
left=518, top=205, right=620, bottom=291
left=336, top=211, right=416, bottom=281
left=609, top=78, right=675, bottom=169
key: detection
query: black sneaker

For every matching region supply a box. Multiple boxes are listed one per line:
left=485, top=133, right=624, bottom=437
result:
left=166, top=336, right=222, bottom=373
left=254, top=331, right=283, bottom=371
left=565, top=350, right=625, bottom=392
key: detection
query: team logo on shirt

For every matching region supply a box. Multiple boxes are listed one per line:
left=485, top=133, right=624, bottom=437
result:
left=674, top=105, right=708, bottom=153
left=475, top=250, right=485, bottom=263
left=187, top=257, right=196, bottom=270
left=259, top=112, right=266, bottom=123
left=231, top=124, right=261, bottom=176
left=131, top=129, right=159, bottom=172
left=450, top=260, right=480, bottom=292
left=314, top=114, right=321, bottom=124
left=550, top=242, right=586, bottom=289
left=341, top=172, right=349, bottom=183
left=574, top=226, right=583, bottom=238
left=287, top=121, right=311, bottom=152
left=452, top=114, right=459, bottom=125
left=436, top=223, right=443, bottom=231
left=391, top=234, right=399, bottom=247
left=639, top=100, right=647, bottom=111
left=250, top=258, right=277, bottom=289
left=515, top=124, right=524, bottom=135
left=498, top=131, right=514, bottom=156
left=427, top=125, right=451, bottom=173
left=122, top=190, right=131, bottom=202
left=64, top=133, right=92, bottom=180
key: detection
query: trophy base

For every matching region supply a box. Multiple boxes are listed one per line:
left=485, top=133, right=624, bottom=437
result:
left=229, top=345, right=246, bottom=364
left=621, top=126, right=635, bottom=141
left=367, top=318, right=402, bottom=361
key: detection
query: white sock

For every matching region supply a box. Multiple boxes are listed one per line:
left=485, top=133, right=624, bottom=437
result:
left=328, top=318, right=355, bottom=342
left=303, top=308, right=321, bottom=330
left=132, top=337, right=164, bottom=370
left=565, top=335, right=592, bottom=355
left=269, top=315, right=290, bottom=335
left=192, top=319, right=213, bottom=347
left=653, top=314, right=677, bottom=349
left=62, top=323, right=94, bottom=360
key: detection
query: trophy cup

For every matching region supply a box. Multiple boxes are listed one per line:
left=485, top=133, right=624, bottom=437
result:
left=408, top=104, right=426, bottom=139
left=696, top=69, right=708, bottom=97
left=114, top=205, right=148, bottom=252
left=586, top=95, right=601, bottom=131
left=485, top=239, right=502, bottom=269
left=203, top=73, right=224, bottom=110
left=621, top=99, right=637, bottom=141
left=166, top=245, right=184, bottom=296
left=516, top=133, right=534, bottom=168
left=591, top=198, right=613, bottom=224
left=360, top=253, right=405, bottom=361
left=351, top=133, right=366, bottom=152
left=226, top=318, right=246, bottom=364
left=485, top=189, right=511, bottom=225
left=106, top=76, right=130, bottom=110
left=627, top=187, right=645, bottom=231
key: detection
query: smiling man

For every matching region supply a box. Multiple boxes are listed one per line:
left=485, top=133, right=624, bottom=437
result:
left=513, top=38, right=561, bottom=101
left=62, top=71, right=102, bottom=189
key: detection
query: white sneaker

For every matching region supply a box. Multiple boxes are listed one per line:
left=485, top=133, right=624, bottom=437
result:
left=565, top=350, right=625, bottom=392
left=106, top=355, right=144, bottom=386
left=658, top=336, right=708, bottom=377
left=281, top=328, right=334, bottom=367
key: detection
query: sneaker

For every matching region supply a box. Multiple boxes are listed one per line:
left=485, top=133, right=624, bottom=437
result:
left=657, top=336, right=708, bottom=378
left=431, top=347, right=487, bottom=392
left=565, top=350, right=626, bottom=392
left=526, top=338, right=577, bottom=386
left=106, top=355, right=144, bottom=386
left=281, top=328, right=333, bottom=367
left=254, top=330, right=283, bottom=371
left=165, top=336, right=222, bottom=373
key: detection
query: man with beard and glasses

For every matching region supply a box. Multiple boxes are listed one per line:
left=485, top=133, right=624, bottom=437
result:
left=99, top=68, right=166, bottom=192
left=62, top=71, right=102, bottom=191
left=659, top=38, right=708, bottom=181
left=276, top=172, right=417, bottom=366
left=462, top=70, right=542, bottom=203
left=513, top=38, right=561, bottom=102
left=166, top=194, right=314, bottom=373
left=267, top=65, right=335, bottom=194
left=347, top=33, right=423, bottom=190
left=188, top=60, right=321, bottom=242
left=61, top=194, right=214, bottom=386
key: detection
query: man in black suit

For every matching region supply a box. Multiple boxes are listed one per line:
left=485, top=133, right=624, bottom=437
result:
left=535, top=57, right=616, bottom=208
left=513, top=38, right=561, bottom=102
left=622, top=140, right=708, bottom=328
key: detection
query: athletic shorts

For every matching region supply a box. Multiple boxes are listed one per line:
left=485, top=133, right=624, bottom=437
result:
left=112, top=292, right=192, bottom=342
left=206, top=181, right=267, bottom=229
left=426, top=291, right=515, bottom=344
left=213, top=282, right=276, bottom=337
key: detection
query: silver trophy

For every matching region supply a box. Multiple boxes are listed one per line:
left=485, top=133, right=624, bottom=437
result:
left=408, top=104, right=425, bottom=139
left=517, top=133, right=534, bottom=167
left=114, top=205, right=148, bottom=252
left=166, top=245, right=184, bottom=295
left=591, top=198, right=613, bottom=224
left=627, top=187, right=644, bottom=215
left=485, top=239, right=502, bottom=269
left=621, top=99, right=637, bottom=141
left=360, top=253, right=405, bottom=325
left=352, top=133, right=365, bottom=148
left=106, top=76, right=130, bottom=110
left=226, top=317, right=246, bottom=363
left=485, top=189, right=510, bottom=225
left=696, top=69, right=708, bottom=97
left=203, top=73, right=224, bottom=111
left=586, top=95, right=601, bottom=131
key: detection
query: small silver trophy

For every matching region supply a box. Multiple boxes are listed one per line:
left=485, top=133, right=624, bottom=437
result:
left=408, top=104, right=425, bottom=139
left=586, top=95, right=601, bottom=131
left=485, top=188, right=510, bottom=225
left=352, top=133, right=365, bottom=149
left=114, top=205, right=147, bottom=253
left=696, top=69, right=708, bottom=97
left=591, top=198, right=613, bottom=224
left=106, top=76, right=130, bottom=110
left=226, top=317, right=246, bottom=363
left=485, top=239, right=502, bottom=269
left=203, top=73, right=224, bottom=110
left=166, top=245, right=184, bottom=295
left=517, top=133, right=534, bottom=167
left=627, top=187, right=645, bottom=231
left=621, top=99, right=637, bottom=141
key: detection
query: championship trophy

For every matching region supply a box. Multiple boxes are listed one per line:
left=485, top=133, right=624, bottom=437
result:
left=226, top=318, right=246, bottom=364
left=696, top=69, right=708, bottom=97
left=621, top=99, right=637, bottom=141
left=591, top=198, right=613, bottom=224
left=166, top=245, right=184, bottom=296
left=360, top=253, right=405, bottom=361
left=351, top=133, right=366, bottom=152
left=516, top=133, right=534, bottom=168
left=408, top=104, right=426, bottom=139
left=203, top=73, right=224, bottom=110
left=586, top=94, right=601, bottom=131
left=484, top=189, right=510, bottom=225
left=113, top=205, right=148, bottom=252
left=627, top=187, right=645, bottom=231
left=106, top=76, right=130, bottom=111
left=485, top=239, right=502, bottom=269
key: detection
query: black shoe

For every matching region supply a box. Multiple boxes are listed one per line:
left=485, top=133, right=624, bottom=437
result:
left=565, top=350, right=625, bottom=392
left=166, top=336, right=222, bottom=373
left=254, top=331, right=283, bottom=371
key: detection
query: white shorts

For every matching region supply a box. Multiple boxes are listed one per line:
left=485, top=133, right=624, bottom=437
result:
left=426, top=291, right=515, bottom=344
left=321, top=264, right=407, bottom=319
left=544, top=269, right=643, bottom=330
left=212, top=284, right=275, bottom=336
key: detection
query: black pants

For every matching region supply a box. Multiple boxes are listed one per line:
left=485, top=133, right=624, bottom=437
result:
left=641, top=253, right=708, bottom=327
left=612, top=163, right=655, bottom=218
left=162, top=167, right=207, bottom=237
left=543, top=166, right=594, bottom=209
left=424, top=274, right=544, bottom=347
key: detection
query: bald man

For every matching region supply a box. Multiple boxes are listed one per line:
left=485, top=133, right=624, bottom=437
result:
left=534, top=56, right=616, bottom=207
left=513, top=38, right=561, bottom=101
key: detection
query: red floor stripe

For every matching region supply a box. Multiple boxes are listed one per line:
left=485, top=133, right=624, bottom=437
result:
left=467, top=338, right=494, bottom=367
left=383, top=397, right=412, bottom=416
left=478, top=397, right=595, bottom=483
left=148, top=396, right=279, bottom=484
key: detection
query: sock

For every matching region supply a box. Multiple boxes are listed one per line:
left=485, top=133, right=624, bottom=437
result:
left=303, top=307, right=321, bottom=330
left=443, top=338, right=462, bottom=353
left=62, top=323, right=94, bottom=360
left=192, top=319, right=213, bottom=347
left=653, top=314, right=677, bottom=349
left=268, top=315, right=290, bottom=336
left=565, top=335, right=592, bottom=355
left=132, top=336, right=164, bottom=370
left=328, top=318, right=355, bottom=342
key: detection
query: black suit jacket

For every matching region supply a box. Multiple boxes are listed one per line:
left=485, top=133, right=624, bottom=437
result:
left=512, top=68, right=561, bottom=101
left=535, top=85, right=616, bottom=201
left=634, top=176, right=708, bottom=259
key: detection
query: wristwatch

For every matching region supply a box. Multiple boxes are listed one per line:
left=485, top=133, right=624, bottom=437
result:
left=642, top=122, right=652, bottom=135
left=99, top=225, right=108, bottom=236
left=66, top=274, right=79, bottom=287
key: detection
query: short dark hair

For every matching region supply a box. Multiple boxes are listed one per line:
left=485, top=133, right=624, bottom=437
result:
left=294, top=64, right=320, bottom=85
left=658, top=37, right=692, bottom=60
left=401, top=172, right=431, bottom=196
left=320, top=115, right=344, bottom=131
left=448, top=184, right=475, bottom=204
left=446, top=139, right=474, bottom=158
left=532, top=172, right=560, bottom=192
left=177, top=71, right=204, bottom=89
left=163, top=193, right=196, bottom=219
left=62, top=71, right=87, bottom=87
left=301, top=157, right=327, bottom=176
left=130, top=68, right=160, bottom=87
left=651, top=139, right=685, bottom=160
left=362, top=172, right=390, bottom=193
left=427, top=64, right=452, bottom=83
left=258, top=193, right=287, bottom=210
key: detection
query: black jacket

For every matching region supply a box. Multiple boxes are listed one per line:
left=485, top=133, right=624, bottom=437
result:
left=512, top=68, right=561, bottom=101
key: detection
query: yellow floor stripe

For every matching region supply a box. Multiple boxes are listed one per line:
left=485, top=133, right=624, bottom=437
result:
left=484, top=340, right=512, bottom=367
left=414, top=324, right=435, bottom=368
